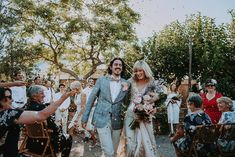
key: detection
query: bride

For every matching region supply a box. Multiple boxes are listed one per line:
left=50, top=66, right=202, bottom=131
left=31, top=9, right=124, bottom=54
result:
left=123, top=60, right=160, bottom=157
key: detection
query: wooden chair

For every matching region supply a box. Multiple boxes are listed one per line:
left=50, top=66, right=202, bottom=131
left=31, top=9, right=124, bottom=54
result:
left=173, top=124, right=221, bottom=157
left=172, top=135, right=196, bottom=157
left=217, top=124, right=235, bottom=157
left=19, top=121, right=55, bottom=157
left=172, top=123, right=195, bottom=157
left=190, top=124, right=221, bottom=157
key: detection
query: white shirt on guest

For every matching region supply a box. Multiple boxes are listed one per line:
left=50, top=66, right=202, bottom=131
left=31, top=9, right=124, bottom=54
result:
left=10, top=85, right=27, bottom=108
left=43, top=87, right=55, bottom=104
left=110, top=78, right=121, bottom=102
left=54, top=92, right=71, bottom=110
left=83, top=86, right=93, bottom=102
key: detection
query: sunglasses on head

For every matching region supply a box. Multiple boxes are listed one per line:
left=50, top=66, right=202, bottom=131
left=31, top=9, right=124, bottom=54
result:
left=5, top=95, right=12, bottom=100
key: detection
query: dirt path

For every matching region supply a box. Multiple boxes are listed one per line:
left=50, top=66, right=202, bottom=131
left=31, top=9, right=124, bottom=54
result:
left=69, top=133, right=176, bottom=157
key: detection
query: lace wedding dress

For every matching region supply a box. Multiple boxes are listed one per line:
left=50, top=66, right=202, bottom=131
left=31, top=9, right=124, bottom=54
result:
left=117, top=81, right=160, bottom=157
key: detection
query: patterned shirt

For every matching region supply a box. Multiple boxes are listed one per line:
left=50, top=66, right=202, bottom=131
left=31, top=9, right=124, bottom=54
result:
left=0, top=109, right=23, bottom=156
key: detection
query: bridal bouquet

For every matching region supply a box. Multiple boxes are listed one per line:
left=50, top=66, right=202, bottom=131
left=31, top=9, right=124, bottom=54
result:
left=129, top=79, right=167, bottom=130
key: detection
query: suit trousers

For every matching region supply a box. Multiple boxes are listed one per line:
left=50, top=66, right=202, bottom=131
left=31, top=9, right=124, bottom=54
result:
left=97, top=121, right=121, bottom=157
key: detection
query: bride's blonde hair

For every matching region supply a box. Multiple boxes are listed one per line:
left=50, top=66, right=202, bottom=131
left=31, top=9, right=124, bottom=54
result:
left=131, top=60, right=154, bottom=82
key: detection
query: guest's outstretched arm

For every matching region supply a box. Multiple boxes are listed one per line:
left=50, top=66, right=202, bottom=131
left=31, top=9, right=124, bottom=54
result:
left=0, top=81, right=26, bottom=88
left=15, top=90, right=76, bottom=124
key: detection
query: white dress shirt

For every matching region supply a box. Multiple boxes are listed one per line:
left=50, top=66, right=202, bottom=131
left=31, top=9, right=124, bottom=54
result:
left=43, top=87, right=55, bottom=104
left=10, top=85, right=27, bottom=108
left=110, top=79, right=121, bottom=102
left=54, top=92, right=71, bottom=110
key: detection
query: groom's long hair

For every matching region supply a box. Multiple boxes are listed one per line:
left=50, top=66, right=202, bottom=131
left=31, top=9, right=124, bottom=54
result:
left=107, top=57, right=126, bottom=77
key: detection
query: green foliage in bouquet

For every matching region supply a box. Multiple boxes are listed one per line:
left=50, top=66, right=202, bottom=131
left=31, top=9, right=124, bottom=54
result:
left=129, top=109, right=152, bottom=129
left=155, top=92, right=167, bottom=107
left=129, top=92, right=167, bottom=130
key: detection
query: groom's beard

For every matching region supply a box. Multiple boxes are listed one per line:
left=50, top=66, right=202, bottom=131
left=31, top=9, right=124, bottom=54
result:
left=113, top=68, right=122, bottom=76
left=113, top=73, right=121, bottom=77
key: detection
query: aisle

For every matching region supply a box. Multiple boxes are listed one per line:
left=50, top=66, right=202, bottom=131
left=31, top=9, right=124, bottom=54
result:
left=70, top=134, right=176, bottom=157
left=70, top=133, right=103, bottom=157
left=155, top=135, right=176, bottom=157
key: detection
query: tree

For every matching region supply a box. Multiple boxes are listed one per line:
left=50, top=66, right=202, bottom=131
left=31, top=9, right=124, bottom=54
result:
left=143, top=20, right=188, bottom=83
left=0, top=0, right=34, bottom=79
left=10, top=0, right=140, bottom=80
left=143, top=13, right=235, bottom=99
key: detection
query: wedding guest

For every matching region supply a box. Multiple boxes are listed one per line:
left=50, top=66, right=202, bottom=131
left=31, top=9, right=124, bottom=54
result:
left=191, top=83, right=200, bottom=94
left=54, top=84, right=71, bottom=134
left=0, top=87, right=75, bottom=157
left=34, top=76, right=42, bottom=85
left=217, top=97, right=235, bottom=153
left=43, top=80, right=55, bottom=104
left=171, top=94, right=214, bottom=157
left=201, top=79, right=222, bottom=124
left=68, top=81, right=86, bottom=132
left=82, top=78, right=97, bottom=143
left=25, top=85, right=73, bottom=157
left=0, top=81, right=26, bottom=88
left=217, top=97, right=234, bottom=122
left=165, top=82, right=182, bottom=136
left=26, top=79, right=33, bottom=89
left=10, top=71, right=27, bottom=109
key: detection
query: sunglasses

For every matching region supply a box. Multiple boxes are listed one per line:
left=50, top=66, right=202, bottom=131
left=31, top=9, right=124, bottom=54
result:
left=206, top=85, right=215, bottom=87
left=5, top=95, right=12, bottom=100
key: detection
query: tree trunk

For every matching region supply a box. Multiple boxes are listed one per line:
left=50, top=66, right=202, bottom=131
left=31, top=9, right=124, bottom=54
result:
left=83, top=62, right=104, bottom=79
left=60, top=68, right=81, bottom=81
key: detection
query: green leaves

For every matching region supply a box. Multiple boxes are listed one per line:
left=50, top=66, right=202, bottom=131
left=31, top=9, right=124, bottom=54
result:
left=141, top=13, right=235, bottom=99
left=1, top=0, right=139, bottom=80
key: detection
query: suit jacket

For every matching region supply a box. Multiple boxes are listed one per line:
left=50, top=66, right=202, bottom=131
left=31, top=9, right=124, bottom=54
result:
left=81, top=75, right=129, bottom=130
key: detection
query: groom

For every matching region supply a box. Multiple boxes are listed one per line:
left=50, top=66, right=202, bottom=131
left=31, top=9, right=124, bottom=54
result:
left=81, top=58, right=130, bottom=157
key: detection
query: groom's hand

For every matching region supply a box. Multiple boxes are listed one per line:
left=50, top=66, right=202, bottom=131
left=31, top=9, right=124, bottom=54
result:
left=82, top=122, right=87, bottom=129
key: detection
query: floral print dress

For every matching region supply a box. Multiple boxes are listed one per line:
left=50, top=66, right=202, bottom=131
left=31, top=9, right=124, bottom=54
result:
left=0, top=109, right=23, bottom=156
left=174, top=112, right=213, bottom=156
left=217, top=111, right=235, bottom=153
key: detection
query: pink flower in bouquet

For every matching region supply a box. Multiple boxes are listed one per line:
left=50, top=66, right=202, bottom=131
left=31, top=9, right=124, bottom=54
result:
left=135, top=104, right=144, bottom=111
left=144, top=103, right=154, bottom=111
left=129, top=79, right=167, bottom=129
left=132, top=93, right=142, bottom=104
left=143, top=94, right=151, bottom=102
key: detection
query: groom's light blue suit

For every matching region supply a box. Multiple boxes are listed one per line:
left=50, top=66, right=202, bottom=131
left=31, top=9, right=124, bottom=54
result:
left=81, top=75, right=129, bottom=129
left=81, top=75, right=129, bottom=157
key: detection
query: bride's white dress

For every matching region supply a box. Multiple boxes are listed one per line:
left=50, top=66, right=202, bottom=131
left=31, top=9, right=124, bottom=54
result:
left=118, top=81, right=159, bottom=157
